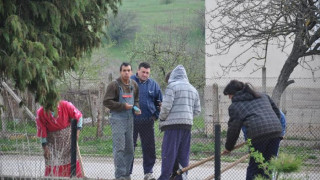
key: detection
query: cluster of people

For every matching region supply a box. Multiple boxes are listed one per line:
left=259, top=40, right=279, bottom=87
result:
left=103, top=62, right=201, bottom=180
left=36, top=62, right=285, bottom=180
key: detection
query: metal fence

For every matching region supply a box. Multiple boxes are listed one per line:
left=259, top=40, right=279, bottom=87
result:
left=0, top=77, right=319, bottom=180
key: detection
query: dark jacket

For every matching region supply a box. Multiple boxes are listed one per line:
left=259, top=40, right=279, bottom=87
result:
left=131, top=75, right=162, bottom=124
left=225, top=91, right=282, bottom=151
left=103, top=78, right=139, bottom=111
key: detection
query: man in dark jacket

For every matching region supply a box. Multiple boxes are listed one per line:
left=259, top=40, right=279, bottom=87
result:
left=103, top=62, right=140, bottom=180
left=222, top=80, right=282, bottom=180
left=130, top=62, right=162, bottom=180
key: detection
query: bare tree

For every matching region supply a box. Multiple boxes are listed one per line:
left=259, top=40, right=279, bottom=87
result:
left=60, top=52, right=107, bottom=91
left=207, top=0, right=320, bottom=106
left=130, top=24, right=205, bottom=90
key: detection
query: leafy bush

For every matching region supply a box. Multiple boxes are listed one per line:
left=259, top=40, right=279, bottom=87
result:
left=270, top=153, right=302, bottom=179
left=247, top=139, right=302, bottom=180
left=160, top=0, right=175, bottom=4
left=106, top=11, right=139, bottom=45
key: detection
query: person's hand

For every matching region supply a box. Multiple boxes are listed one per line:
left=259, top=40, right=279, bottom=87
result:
left=43, top=146, right=50, bottom=160
left=157, top=101, right=162, bottom=110
left=134, top=109, right=141, bottom=115
left=151, top=116, right=157, bottom=121
left=125, top=103, right=133, bottom=110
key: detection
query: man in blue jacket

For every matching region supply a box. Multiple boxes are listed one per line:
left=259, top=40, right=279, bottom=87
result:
left=130, top=62, right=162, bottom=180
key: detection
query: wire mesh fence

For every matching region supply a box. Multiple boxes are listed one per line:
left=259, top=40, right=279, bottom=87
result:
left=0, top=77, right=319, bottom=179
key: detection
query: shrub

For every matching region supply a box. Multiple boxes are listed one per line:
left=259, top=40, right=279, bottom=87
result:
left=160, top=0, right=175, bottom=4
left=106, top=11, right=139, bottom=45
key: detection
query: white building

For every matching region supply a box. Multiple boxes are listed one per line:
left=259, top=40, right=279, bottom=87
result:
left=204, top=0, right=320, bottom=137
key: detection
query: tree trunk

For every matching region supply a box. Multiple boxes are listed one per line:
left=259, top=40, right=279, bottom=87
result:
left=87, top=90, right=96, bottom=127
left=0, top=93, right=7, bottom=132
left=96, top=82, right=105, bottom=138
left=5, top=91, right=15, bottom=121
left=272, top=35, right=308, bottom=106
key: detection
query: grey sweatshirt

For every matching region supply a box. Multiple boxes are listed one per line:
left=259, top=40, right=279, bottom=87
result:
left=159, top=65, right=201, bottom=129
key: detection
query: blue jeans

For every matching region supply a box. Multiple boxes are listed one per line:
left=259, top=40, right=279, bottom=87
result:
left=158, top=129, right=191, bottom=180
left=246, top=137, right=281, bottom=180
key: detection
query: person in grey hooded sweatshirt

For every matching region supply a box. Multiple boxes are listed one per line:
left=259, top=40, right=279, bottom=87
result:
left=158, top=65, right=201, bottom=180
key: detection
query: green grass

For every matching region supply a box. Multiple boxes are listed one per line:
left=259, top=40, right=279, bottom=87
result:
left=286, top=136, right=314, bottom=141
left=121, top=0, right=203, bottom=28
left=1, top=120, right=37, bottom=134
left=1, top=119, right=319, bottom=168
left=307, top=155, right=317, bottom=160
left=104, top=0, right=204, bottom=62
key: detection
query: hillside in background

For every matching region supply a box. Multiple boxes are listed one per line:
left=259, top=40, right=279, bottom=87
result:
left=74, top=0, right=205, bottom=87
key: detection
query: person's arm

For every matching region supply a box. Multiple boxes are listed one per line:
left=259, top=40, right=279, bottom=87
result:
left=280, top=110, right=287, bottom=138
left=103, top=81, right=126, bottom=111
left=193, top=91, right=201, bottom=117
left=63, top=101, right=83, bottom=142
left=133, top=81, right=140, bottom=108
left=153, top=82, right=163, bottom=119
left=66, top=101, right=83, bottom=122
left=43, top=144, right=50, bottom=160
left=36, top=109, right=50, bottom=160
left=159, top=86, right=174, bottom=121
left=225, top=105, right=242, bottom=151
left=65, top=101, right=83, bottom=132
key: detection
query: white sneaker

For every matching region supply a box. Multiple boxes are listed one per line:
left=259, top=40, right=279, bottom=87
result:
left=144, top=173, right=156, bottom=180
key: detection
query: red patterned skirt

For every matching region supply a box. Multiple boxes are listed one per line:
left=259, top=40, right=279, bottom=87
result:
left=45, top=126, right=83, bottom=177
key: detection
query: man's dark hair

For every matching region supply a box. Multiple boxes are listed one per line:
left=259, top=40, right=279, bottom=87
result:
left=138, top=62, right=151, bottom=69
left=120, top=62, right=131, bottom=71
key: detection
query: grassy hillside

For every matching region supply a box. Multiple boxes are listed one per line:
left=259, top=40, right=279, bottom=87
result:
left=105, top=0, right=204, bottom=64
left=61, top=0, right=205, bottom=89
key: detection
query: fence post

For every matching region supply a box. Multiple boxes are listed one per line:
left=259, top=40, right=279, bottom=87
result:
left=214, top=124, right=221, bottom=180
left=71, top=119, right=77, bottom=177
left=96, top=82, right=105, bottom=138
left=262, top=67, right=266, bottom=93
left=104, top=73, right=113, bottom=126
left=212, top=83, right=219, bottom=135
left=281, top=89, right=287, bottom=114
left=0, top=93, right=6, bottom=133
left=108, top=72, right=113, bottom=82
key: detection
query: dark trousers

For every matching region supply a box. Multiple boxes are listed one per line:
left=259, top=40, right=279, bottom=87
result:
left=158, top=129, right=191, bottom=180
left=131, top=122, right=156, bottom=174
left=246, top=137, right=281, bottom=180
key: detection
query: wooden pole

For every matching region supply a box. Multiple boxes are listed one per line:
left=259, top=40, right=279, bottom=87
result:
left=1, top=81, right=36, bottom=120
left=204, top=154, right=250, bottom=180
left=77, top=143, right=86, bottom=177
left=176, top=142, right=246, bottom=175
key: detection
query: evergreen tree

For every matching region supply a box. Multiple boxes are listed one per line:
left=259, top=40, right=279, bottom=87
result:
left=0, top=0, right=121, bottom=111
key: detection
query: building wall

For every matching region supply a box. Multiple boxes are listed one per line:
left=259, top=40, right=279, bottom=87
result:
left=205, top=0, right=320, bottom=84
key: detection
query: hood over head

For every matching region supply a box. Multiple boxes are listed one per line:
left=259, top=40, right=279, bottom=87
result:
left=168, top=65, right=189, bottom=84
